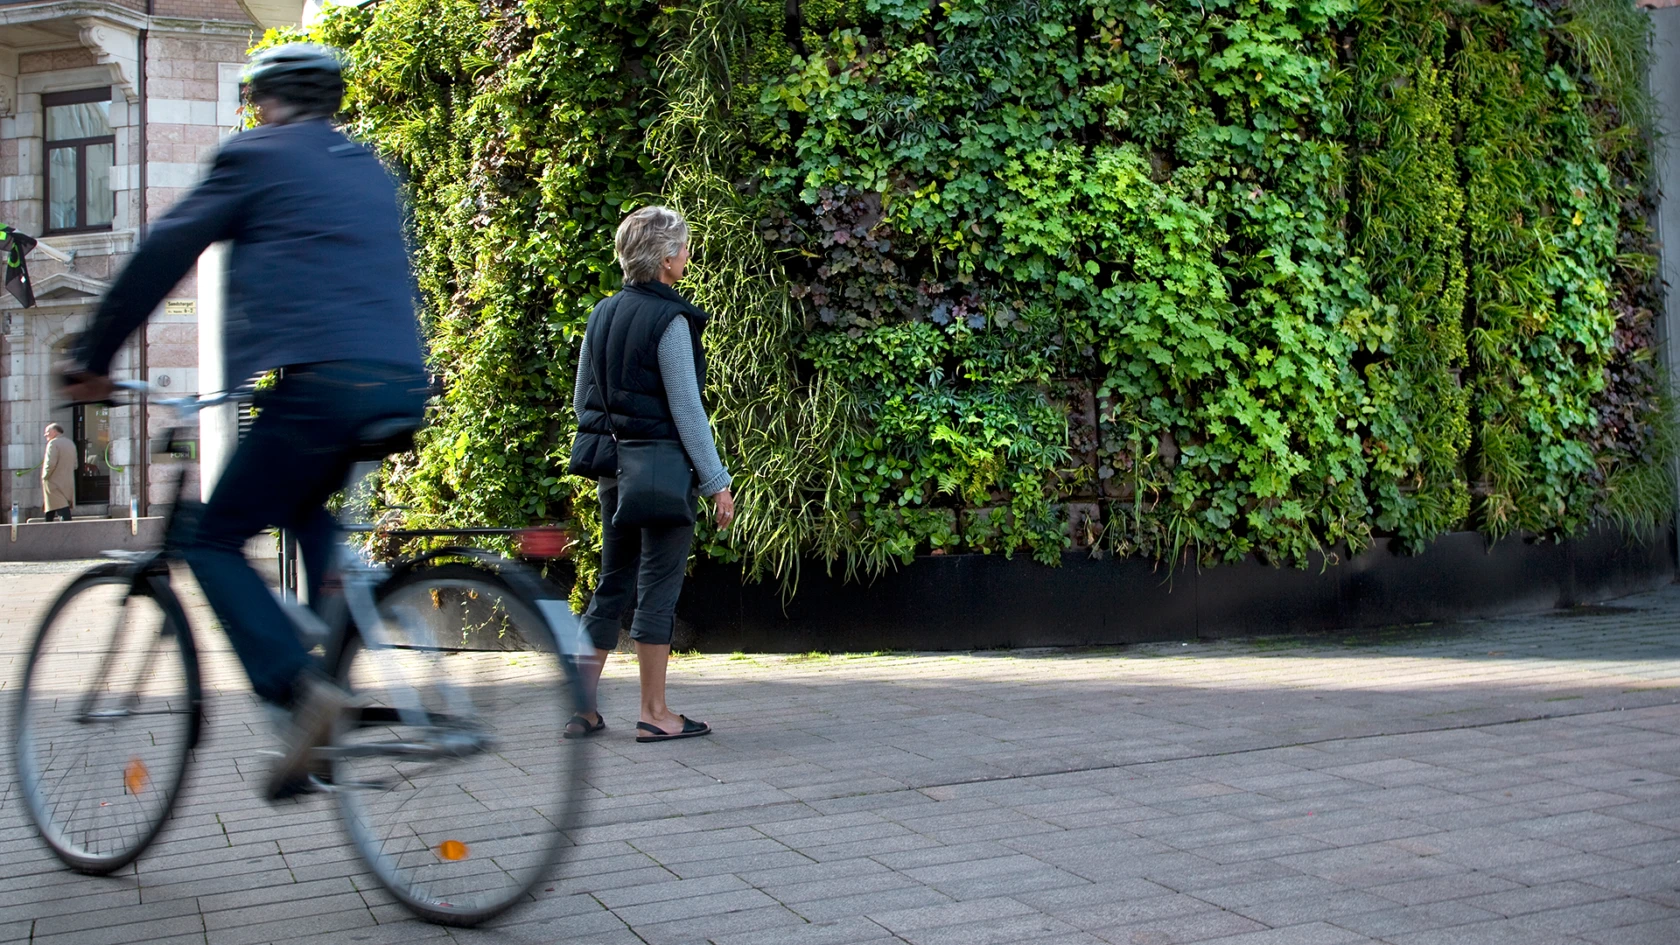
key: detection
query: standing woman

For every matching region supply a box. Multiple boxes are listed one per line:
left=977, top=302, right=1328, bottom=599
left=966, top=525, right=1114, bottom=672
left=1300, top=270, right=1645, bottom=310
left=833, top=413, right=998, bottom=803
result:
left=566, top=206, right=735, bottom=742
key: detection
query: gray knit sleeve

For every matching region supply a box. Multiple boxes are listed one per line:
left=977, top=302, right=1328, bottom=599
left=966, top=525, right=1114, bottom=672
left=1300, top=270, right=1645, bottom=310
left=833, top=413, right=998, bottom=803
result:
left=658, top=318, right=731, bottom=496
left=573, top=330, right=593, bottom=418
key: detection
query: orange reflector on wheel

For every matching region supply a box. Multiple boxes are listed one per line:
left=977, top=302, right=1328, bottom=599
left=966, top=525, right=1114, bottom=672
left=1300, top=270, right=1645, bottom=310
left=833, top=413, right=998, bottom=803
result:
left=437, top=840, right=468, bottom=861
left=124, top=758, right=149, bottom=795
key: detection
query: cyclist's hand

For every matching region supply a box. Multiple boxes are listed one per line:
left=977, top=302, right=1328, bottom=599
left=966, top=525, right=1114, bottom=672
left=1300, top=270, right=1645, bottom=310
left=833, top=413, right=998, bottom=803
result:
left=58, top=365, right=114, bottom=404
left=711, top=488, right=735, bottom=530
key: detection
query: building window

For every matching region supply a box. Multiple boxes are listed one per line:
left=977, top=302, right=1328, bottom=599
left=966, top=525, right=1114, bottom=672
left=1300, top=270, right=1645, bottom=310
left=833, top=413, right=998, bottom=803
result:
left=43, top=88, right=116, bottom=234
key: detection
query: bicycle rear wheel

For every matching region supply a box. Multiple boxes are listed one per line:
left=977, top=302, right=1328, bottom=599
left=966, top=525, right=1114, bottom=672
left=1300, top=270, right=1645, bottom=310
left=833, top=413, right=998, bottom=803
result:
left=333, top=560, right=590, bottom=926
left=13, top=563, right=201, bottom=874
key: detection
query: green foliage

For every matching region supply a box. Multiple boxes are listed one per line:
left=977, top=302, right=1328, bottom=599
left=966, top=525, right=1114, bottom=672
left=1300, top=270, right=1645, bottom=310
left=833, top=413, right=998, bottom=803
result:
left=1457, top=0, right=1624, bottom=536
left=758, top=0, right=1379, bottom=566
left=1557, top=0, right=1675, bottom=538
left=302, top=0, right=1669, bottom=596
left=1348, top=0, right=1471, bottom=550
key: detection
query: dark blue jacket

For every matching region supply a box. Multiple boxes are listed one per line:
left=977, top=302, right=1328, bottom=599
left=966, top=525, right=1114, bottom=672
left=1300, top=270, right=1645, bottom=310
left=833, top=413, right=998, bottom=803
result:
left=75, top=119, right=424, bottom=385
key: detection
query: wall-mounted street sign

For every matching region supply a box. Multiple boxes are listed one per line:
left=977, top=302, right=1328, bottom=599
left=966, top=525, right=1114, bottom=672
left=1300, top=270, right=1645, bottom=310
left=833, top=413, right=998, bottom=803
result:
left=164, top=300, right=196, bottom=315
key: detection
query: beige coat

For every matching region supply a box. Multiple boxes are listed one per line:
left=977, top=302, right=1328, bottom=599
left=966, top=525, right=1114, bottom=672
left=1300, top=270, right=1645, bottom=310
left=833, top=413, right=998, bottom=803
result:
left=42, top=436, right=76, bottom=512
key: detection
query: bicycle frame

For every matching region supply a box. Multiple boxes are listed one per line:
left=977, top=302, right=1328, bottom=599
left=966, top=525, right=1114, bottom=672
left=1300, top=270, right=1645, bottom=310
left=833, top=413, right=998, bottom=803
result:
left=27, top=381, right=595, bottom=924
left=101, top=380, right=593, bottom=747
left=327, top=460, right=472, bottom=739
left=51, top=384, right=223, bottom=738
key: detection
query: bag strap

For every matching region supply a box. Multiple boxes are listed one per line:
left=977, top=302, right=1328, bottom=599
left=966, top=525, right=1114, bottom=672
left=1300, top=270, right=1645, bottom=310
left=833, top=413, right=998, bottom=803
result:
left=590, top=298, right=619, bottom=441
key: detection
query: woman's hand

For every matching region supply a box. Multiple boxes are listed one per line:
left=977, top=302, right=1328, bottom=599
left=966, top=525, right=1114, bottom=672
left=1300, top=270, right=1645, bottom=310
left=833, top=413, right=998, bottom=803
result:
left=711, top=489, right=735, bottom=530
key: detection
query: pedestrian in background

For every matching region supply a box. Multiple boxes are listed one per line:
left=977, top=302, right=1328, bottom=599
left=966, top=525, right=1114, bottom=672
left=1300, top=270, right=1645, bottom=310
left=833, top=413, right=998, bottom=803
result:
left=565, top=205, right=735, bottom=743
left=41, top=423, right=75, bottom=522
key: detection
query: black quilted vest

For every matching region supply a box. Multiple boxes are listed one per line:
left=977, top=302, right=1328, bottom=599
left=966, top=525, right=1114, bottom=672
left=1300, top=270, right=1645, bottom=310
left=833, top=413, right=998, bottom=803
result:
left=570, top=281, right=707, bottom=479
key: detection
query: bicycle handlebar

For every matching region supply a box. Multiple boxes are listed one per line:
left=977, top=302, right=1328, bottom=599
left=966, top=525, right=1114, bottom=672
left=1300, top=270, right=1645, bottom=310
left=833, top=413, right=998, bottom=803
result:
left=111, top=380, right=238, bottom=415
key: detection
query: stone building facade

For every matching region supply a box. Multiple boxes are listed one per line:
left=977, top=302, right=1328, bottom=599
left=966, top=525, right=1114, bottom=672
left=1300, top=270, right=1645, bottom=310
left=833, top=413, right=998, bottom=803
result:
left=1, top=0, right=302, bottom=521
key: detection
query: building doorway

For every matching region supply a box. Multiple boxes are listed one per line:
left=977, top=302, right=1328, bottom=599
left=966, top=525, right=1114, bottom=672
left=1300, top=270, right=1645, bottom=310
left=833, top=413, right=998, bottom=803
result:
left=72, top=403, right=111, bottom=505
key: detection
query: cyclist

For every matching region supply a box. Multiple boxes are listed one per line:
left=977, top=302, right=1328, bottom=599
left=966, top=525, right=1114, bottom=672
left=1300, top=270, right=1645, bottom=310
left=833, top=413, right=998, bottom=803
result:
left=61, top=43, right=429, bottom=800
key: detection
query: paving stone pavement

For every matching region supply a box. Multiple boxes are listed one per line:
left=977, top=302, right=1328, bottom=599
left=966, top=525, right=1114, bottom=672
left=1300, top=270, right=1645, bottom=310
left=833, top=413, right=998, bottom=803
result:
left=3, top=560, right=1680, bottom=944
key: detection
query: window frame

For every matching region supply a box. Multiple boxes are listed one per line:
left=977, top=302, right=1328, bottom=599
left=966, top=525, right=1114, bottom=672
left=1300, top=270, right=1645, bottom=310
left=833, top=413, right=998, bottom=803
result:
left=42, top=87, right=116, bottom=236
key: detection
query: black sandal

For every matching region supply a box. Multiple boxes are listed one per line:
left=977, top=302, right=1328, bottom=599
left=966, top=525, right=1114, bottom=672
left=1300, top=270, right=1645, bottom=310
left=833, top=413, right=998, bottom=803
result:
left=635, top=715, right=711, bottom=743
left=563, top=713, right=606, bottom=740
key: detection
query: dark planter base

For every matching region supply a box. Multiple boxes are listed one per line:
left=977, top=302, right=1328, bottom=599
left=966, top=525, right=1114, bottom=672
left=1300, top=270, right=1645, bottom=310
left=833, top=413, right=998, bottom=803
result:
left=669, top=524, right=1676, bottom=652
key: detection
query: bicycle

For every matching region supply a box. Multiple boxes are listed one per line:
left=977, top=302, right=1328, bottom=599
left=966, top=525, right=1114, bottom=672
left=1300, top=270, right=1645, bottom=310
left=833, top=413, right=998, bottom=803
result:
left=11, top=381, right=596, bottom=926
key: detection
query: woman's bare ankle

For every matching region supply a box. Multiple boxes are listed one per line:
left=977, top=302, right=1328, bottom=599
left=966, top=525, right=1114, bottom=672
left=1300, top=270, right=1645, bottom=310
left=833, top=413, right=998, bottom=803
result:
left=640, top=710, right=681, bottom=730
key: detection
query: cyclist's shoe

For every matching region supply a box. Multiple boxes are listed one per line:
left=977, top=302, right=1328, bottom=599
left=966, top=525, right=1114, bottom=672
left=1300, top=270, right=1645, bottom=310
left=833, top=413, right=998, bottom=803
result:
left=263, top=699, right=332, bottom=793
left=267, top=675, right=350, bottom=801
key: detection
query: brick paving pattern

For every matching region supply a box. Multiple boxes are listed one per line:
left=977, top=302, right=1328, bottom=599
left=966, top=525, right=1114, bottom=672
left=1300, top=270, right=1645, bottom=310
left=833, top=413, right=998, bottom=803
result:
left=2, top=560, right=1678, bottom=944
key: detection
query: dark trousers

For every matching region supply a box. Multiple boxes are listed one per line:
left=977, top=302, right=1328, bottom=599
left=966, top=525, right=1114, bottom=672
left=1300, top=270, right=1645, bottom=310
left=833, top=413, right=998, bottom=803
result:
left=580, top=478, right=695, bottom=651
left=43, top=506, right=72, bottom=522
left=180, top=361, right=428, bottom=706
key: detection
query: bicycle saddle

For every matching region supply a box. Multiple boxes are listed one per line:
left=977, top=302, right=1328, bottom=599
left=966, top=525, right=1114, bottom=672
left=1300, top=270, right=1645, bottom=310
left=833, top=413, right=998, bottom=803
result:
left=351, top=416, right=423, bottom=460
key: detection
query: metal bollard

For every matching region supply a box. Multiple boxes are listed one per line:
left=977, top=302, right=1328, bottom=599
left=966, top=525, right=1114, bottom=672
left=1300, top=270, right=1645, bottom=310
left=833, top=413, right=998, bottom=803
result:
left=130, top=497, right=139, bottom=536
left=9, top=502, right=17, bottom=542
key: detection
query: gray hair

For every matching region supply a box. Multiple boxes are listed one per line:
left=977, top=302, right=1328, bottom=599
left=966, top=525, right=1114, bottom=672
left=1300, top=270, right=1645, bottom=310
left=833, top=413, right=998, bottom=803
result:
left=45, top=423, right=64, bottom=435
left=615, top=206, right=690, bottom=283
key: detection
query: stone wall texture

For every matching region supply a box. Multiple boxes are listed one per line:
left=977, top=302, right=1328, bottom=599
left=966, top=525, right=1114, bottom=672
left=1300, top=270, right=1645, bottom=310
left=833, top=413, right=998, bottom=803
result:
left=18, top=49, right=98, bottom=74
left=154, top=0, right=255, bottom=21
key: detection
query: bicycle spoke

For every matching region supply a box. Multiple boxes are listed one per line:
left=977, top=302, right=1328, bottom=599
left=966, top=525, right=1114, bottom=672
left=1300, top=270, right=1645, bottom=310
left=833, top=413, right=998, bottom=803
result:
left=71, top=601, right=137, bottom=722
left=115, top=630, right=167, bottom=717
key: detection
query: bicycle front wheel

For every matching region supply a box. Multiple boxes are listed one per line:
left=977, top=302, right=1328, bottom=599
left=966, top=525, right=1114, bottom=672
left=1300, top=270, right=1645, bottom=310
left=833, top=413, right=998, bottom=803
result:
left=13, top=563, right=201, bottom=874
left=334, top=560, right=589, bottom=926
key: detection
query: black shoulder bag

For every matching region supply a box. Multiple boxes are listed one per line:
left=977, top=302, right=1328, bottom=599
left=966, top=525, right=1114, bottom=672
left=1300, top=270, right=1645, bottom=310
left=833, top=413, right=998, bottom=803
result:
left=591, top=316, right=697, bottom=529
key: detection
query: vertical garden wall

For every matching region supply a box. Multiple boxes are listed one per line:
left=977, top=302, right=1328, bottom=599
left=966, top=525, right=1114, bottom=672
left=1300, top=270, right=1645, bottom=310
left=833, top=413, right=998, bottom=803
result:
left=298, top=0, right=1670, bottom=598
